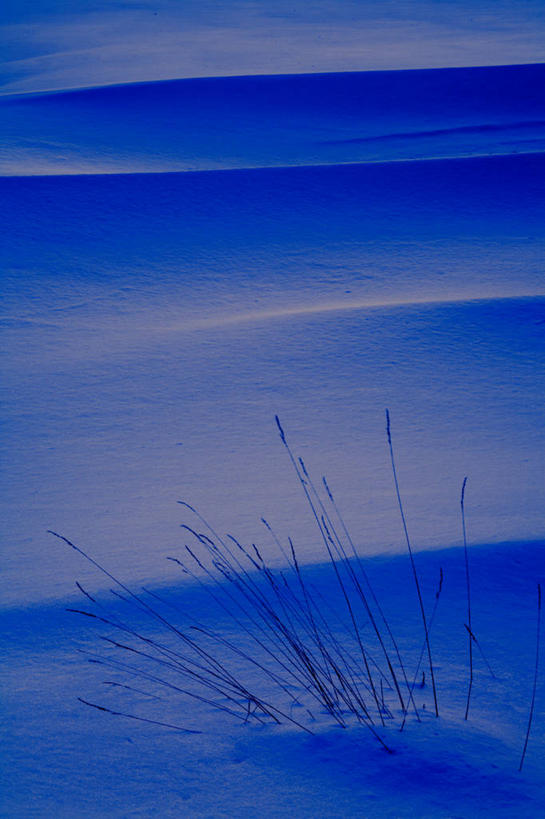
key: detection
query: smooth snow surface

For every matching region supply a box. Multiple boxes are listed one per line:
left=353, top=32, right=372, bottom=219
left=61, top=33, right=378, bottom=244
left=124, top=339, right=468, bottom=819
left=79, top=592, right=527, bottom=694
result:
left=2, top=64, right=545, bottom=175
left=2, top=87, right=544, bottom=605
left=2, top=542, right=544, bottom=817
left=1, top=15, right=544, bottom=816
left=2, top=1, right=545, bottom=95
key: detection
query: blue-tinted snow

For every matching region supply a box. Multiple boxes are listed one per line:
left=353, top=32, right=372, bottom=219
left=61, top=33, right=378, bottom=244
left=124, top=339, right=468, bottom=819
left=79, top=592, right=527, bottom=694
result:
left=4, top=0, right=545, bottom=95
left=3, top=0, right=545, bottom=95
left=1, top=144, right=544, bottom=607
left=1, top=542, right=544, bottom=816
left=2, top=64, right=545, bottom=174
left=1, top=14, right=545, bottom=813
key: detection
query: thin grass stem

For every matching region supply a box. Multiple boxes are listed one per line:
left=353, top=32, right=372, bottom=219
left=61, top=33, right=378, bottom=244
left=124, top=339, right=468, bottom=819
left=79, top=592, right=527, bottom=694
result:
left=519, top=583, right=541, bottom=772
left=385, top=410, right=439, bottom=717
left=461, top=477, right=473, bottom=720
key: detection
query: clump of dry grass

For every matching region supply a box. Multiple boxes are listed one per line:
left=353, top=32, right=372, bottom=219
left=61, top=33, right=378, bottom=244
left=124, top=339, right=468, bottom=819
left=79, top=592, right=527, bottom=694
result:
left=50, top=414, right=541, bottom=768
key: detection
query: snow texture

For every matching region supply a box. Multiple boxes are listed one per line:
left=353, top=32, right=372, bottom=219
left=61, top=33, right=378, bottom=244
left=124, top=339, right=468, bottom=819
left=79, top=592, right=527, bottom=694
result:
left=1, top=3, right=544, bottom=816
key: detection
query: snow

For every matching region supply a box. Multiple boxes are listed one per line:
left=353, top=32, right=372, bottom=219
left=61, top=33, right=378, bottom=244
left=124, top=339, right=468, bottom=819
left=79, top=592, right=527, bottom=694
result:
left=1, top=4, right=545, bottom=815
left=2, top=541, right=544, bottom=816
left=2, top=65, right=545, bottom=175
left=3, top=1, right=545, bottom=95
left=2, top=148, right=544, bottom=608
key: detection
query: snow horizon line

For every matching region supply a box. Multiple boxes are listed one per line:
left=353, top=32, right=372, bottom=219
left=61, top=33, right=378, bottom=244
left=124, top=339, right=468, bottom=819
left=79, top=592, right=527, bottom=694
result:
left=2, top=148, right=544, bottom=181
left=2, top=60, right=544, bottom=101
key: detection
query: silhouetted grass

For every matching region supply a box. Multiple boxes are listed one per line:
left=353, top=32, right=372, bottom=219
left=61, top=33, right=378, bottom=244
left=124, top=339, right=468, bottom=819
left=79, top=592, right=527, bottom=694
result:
left=519, top=583, right=542, bottom=772
left=461, top=476, right=473, bottom=721
left=50, top=415, right=540, bottom=769
left=386, top=409, right=439, bottom=718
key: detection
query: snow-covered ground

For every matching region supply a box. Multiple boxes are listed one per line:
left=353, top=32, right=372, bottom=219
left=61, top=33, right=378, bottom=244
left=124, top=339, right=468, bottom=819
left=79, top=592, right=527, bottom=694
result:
left=1, top=3, right=544, bottom=816
left=2, top=540, right=544, bottom=817
left=3, top=0, right=545, bottom=95
left=3, top=64, right=545, bottom=175
left=2, top=117, right=544, bottom=608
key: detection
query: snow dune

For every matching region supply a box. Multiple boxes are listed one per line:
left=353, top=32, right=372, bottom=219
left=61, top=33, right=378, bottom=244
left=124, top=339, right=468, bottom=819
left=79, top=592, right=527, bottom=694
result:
left=3, top=0, right=545, bottom=95
left=2, top=541, right=544, bottom=816
left=1, top=57, right=544, bottom=817
left=2, top=145, right=544, bottom=607
left=2, top=63, right=545, bottom=175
